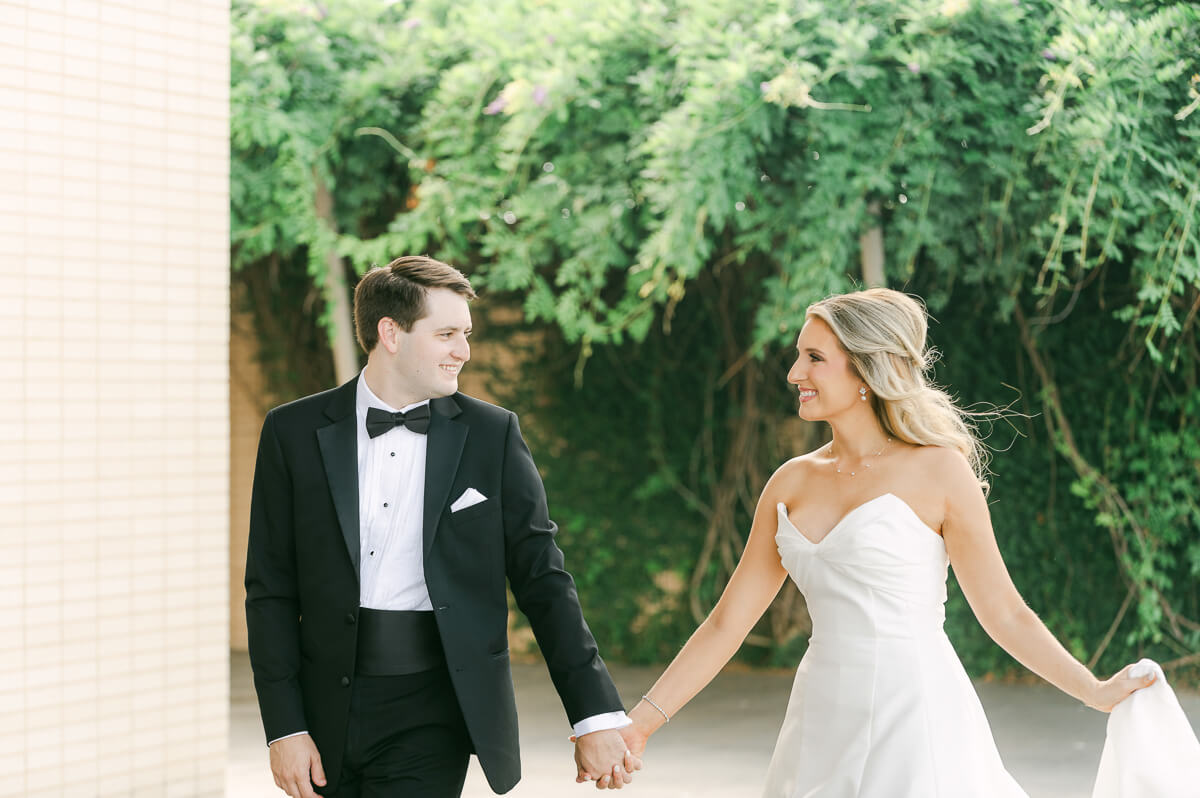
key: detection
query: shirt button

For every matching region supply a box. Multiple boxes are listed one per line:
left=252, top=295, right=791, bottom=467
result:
left=390, top=452, right=395, bottom=457
left=345, top=613, right=355, bottom=625
left=340, top=676, right=351, bottom=687
left=383, top=502, right=389, bottom=508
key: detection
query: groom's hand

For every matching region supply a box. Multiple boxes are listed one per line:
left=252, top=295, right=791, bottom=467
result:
left=269, top=733, right=326, bottom=798
left=574, top=728, right=642, bottom=789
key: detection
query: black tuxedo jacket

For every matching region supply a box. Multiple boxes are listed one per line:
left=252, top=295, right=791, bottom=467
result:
left=245, top=379, right=623, bottom=793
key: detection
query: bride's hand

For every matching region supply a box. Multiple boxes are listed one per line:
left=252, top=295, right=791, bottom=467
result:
left=1087, top=663, right=1157, bottom=713
left=618, top=718, right=649, bottom=759
left=571, top=717, right=650, bottom=760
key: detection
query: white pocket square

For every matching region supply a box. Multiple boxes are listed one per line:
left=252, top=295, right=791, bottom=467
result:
left=450, top=488, right=488, bottom=513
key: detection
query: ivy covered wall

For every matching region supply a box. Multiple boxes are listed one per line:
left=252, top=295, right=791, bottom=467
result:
left=231, top=0, right=1200, bottom=680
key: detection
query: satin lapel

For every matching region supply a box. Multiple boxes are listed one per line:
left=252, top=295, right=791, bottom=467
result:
left=317, top=381, right=360, bottom=578
left=423, top=397, right=467, bottom=555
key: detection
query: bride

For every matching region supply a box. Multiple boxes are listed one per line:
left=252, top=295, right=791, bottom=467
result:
left=609, top=288, right=1164, bottom=796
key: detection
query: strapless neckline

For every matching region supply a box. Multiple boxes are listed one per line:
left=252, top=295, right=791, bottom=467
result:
left=777, top=493, right=941, bottom=547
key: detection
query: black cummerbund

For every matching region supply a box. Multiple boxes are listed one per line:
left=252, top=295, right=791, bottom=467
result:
left=355, top=608, right=445, bottom=676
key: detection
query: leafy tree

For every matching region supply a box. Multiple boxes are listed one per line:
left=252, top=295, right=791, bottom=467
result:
left=232, top=0, right=1200, bottom=678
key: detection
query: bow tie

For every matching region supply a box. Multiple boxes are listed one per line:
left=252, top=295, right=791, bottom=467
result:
left=365, top=405, right=432, bottom=437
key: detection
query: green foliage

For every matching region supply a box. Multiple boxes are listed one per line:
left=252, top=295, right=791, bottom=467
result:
left=231, top=0, right=426, bottom=366
left=232, top=0, right=1200, bottom=677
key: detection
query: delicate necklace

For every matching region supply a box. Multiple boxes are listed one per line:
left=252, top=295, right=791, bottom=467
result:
left=831, top=438, right=892, bottom=477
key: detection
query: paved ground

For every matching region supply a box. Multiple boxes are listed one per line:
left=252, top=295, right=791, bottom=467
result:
left=227, top=652, right=1200, bottom=798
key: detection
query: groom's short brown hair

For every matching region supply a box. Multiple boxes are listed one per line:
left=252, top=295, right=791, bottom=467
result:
left=353, top=256, right=476, bottom=353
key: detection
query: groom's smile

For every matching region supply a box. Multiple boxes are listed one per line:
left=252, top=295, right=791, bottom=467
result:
left=393, top=287, right=473, bottom=401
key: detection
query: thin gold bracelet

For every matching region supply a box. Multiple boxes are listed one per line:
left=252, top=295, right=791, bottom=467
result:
left=641, top=694, right=670, bottom=723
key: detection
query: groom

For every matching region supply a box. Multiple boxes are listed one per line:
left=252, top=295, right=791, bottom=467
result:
left=245, top=256, right=638, bottom=797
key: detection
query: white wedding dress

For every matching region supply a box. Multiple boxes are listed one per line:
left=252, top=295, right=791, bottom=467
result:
left=762, top=493, right=1200, bottom=798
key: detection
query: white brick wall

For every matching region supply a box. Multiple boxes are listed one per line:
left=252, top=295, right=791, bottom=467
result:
left=0, top=1, right=230, bottom=795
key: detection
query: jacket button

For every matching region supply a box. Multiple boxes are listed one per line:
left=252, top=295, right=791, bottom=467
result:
left=340, top=676, right=351, bottom=687
left=345, top=613, right=356, bottom=625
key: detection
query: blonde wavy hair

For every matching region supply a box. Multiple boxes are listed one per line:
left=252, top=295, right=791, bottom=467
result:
left=806, top=288, right=991, bottom=490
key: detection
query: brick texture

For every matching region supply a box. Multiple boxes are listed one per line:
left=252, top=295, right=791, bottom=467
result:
left=0, top=1, right=230, bottom=795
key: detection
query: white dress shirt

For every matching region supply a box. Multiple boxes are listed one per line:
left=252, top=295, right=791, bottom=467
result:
left=355, top=376, right=434, bottom=610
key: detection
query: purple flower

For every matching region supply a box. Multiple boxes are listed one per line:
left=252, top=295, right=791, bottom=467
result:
left=906, top=62, right=920, bottom=74
left=483, top=96, right=507, bottom=115
left=760, top=81, right=770, bottom=93
left=1041, top=48, right=1057, bottom=61
left=402, top=18, right=421, bottom=30
left=546, top=35, right=557, bottom=45
left=532, top=84, right=548, bottom=106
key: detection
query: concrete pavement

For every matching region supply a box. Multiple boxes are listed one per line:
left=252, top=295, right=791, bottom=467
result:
left=227, top=652, right=1200, bottom=798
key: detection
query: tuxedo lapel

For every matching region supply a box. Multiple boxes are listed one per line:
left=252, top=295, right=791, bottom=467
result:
left=317, top=379, right=361, bottom=578
left=423, top=395, right=467, bottom=555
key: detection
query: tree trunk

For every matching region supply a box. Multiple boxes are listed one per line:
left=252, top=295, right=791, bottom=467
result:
left=313, top=170, right=361, bottom=384
left=860, top=200, right=885, bottom=287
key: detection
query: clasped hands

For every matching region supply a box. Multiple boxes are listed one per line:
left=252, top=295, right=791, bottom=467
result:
left=572, top=717, right=651, bottom=790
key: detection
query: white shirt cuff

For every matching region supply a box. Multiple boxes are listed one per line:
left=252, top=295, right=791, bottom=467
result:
left=267, top=730, right=309, bottom=747
left=572, top=711, right=632, bottom=737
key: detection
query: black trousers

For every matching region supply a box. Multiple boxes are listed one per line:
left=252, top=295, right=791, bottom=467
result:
left=319, top=667, right=473, bottom=798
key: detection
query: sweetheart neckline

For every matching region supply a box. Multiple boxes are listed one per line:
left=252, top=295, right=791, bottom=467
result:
left=777, top=493, right=942, bottom=547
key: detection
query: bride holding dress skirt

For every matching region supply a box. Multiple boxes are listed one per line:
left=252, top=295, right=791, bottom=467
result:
left=587, top=288, right=1199, bottom=797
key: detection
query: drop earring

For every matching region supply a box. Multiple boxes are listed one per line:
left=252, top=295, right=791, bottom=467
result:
left=859, top=386, right=868, bottom=401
